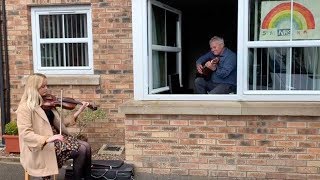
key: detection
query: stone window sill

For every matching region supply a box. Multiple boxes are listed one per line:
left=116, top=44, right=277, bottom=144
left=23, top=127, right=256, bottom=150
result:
left=22, top=75, right=100, bottom=85
left=119, top=100, right=320, bottom=116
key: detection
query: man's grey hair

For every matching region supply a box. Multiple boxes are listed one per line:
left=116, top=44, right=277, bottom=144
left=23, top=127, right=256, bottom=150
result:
left=209, top=36, right=224, bottom=46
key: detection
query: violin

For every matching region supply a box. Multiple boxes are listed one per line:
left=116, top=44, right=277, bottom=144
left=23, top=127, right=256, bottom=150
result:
left=41, top=94, right=97, bottom=111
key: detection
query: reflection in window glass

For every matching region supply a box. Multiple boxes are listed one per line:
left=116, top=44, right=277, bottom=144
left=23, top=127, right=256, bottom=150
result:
left=248, top=47, right=320, bottom=90
left=249, top=0, right=318, bottom=41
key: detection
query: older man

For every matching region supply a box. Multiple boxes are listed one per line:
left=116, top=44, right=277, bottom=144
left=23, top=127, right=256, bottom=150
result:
left=195, top=36, right=237, bottom=94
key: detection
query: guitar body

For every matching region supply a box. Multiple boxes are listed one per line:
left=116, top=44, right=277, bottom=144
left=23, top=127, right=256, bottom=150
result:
left=196, top=67, right=213, bottom=80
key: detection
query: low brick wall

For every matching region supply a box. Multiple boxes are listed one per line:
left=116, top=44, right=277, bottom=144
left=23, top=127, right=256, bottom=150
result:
left=124, top=114, right=320, bottom=179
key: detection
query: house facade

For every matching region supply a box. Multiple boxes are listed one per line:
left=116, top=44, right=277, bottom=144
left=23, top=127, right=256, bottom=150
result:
left=2, top=0, right=320, bottom=179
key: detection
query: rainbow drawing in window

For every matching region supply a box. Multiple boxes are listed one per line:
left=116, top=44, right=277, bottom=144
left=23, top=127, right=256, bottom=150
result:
left=259, top=1, right=319, bottom=40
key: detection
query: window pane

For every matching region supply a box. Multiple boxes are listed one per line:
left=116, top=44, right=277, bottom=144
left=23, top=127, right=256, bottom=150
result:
left=41, top=43, right=64, bottom=67
left=40, top=15, right=63, bottom=38
left=292, top=0, right=318, bottom=40
left=65, top=43, right=89, bottom=66
left=152, top=5, right=165, bottom=45
left=64, top=14, right=88, bottom=38
left=166, top=11, right=178, bottom=47
left=167, top=52, right=177, bottom=76
left=292, top=47, right=320, bottom=90
left=249, top=47, right=320, bottom=90
left=152, top=51, right=166, bottom=89
left=250, top=0, right=319, bottom=41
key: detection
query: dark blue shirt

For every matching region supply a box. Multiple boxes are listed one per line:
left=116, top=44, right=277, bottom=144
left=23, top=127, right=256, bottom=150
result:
left=196, top=48, right=237, bottom=86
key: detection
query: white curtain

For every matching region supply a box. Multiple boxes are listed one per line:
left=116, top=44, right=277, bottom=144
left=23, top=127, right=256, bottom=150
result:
left=304, top=47, right=320, bottom=89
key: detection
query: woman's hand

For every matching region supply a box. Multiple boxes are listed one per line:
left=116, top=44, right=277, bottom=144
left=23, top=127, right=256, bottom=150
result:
left=46, top=134, right=64, bottom=143
left=73, top=102, right=90, bottom=119
left=79, top=102, right=90, bottom=112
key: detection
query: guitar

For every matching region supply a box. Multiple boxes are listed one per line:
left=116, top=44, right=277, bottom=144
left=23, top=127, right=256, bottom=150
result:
left=197, top=57, right=220, bottom=80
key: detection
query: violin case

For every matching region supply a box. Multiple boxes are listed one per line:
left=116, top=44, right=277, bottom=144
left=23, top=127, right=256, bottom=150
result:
left=65, top=160, right=134, bottom=180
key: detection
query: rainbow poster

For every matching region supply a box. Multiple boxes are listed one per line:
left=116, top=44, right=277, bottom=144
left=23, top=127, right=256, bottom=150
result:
left=259, top=0, right=320, bottom=40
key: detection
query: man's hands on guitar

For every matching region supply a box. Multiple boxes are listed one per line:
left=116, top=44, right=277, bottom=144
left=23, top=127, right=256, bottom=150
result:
left=197, top=64, right=204, bottom=74
left=197, top=57, right=219, bottom=75
left=205, top=57, right=219, bottom=71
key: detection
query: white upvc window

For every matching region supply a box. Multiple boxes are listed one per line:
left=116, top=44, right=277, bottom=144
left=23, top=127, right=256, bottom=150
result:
left=31, top=6, right=93, bottom=75
left=133, top=0, right=320, bottom=101
left=148, top=0, right=182, bottom=94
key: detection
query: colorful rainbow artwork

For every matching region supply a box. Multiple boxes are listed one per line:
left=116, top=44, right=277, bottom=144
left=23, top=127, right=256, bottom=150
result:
left=262, top=2, right=315, bottom=30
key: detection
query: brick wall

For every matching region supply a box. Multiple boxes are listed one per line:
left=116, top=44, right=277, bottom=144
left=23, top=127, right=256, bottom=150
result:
left=6, top=0, right=133, bottom=150
left=125, top=114, right=320, bottom=179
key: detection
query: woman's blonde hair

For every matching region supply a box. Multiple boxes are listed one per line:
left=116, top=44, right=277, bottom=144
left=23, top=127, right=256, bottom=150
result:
left=20, top=73, right=47, bottom=110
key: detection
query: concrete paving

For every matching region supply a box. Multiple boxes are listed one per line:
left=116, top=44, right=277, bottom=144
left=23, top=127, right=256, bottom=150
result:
left=0, top=160, right=66, bottom=180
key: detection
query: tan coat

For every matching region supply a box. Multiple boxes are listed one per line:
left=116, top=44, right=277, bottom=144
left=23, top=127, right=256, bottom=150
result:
left=16, top=102, right=76, bottom=177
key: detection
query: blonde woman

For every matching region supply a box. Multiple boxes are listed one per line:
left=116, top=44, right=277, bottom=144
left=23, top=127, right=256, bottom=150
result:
left=17, top=73, right=91, bottom=180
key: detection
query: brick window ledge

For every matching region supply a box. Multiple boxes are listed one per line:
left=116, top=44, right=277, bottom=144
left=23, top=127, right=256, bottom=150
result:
left=119, top=100, right=320, bottom=116
left=22, top=75, right=100, bottom=85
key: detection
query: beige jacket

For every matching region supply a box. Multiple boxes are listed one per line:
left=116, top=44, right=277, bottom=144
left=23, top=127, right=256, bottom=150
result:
left=16, top=102, right=76, bottom=177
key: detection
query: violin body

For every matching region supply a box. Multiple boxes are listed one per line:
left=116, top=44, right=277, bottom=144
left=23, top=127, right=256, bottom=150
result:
left=42, top=94, right=97, bottom=111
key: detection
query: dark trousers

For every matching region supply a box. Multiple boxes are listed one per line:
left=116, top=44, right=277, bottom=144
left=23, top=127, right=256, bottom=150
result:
left=71, top=140, right=92, bottom=180
left=194, top=77, right=235, bottom=94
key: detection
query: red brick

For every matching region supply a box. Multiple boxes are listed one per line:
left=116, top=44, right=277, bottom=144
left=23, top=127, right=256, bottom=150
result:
left=170, top=120, right=189, bottom=126
left=189, top=169, right=208, bottom=176
left=189, top=120, right=206, bottom=126
left=287, top=122, right=306, bottom=128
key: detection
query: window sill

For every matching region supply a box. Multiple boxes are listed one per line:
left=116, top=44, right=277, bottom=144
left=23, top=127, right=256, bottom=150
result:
left=119, top=100, right=320, bottom=116
left=22, top=75, right=100, bottom=85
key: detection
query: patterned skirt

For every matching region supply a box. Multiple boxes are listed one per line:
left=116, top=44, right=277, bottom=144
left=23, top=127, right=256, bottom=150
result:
left=52, top=127, right=80, bottom=168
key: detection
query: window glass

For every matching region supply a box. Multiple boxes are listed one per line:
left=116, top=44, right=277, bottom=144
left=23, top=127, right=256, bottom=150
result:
left=167, top=52, right=177, bottom=76
left=248, top=47, right=320, bottom=90
left=152, top=51, right=166, bottom=89
left=166, top=11, right=178, bottom=47
left=152, top=5, right=165, bottom=45
left=41, top=43, right=64, bottom=67
left=65, top=43, right=88, bottom=66
left=249, top=0, right=318, bottom=41
left=64, top=14, right=88, bottom=38
left=40, top=15, right=63, bottom=38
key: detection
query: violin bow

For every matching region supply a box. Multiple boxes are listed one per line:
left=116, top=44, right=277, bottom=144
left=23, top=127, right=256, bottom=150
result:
left=60, top=89, right=63, bottom=135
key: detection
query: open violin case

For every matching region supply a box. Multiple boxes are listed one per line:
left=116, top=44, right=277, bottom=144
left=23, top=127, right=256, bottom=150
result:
left=65, top=160, right=134, bottom=180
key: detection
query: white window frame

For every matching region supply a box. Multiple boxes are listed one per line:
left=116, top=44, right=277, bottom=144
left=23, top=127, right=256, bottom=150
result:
left=148, top=0, right=182, bottom=94
left=132, top=0, right=320, bottom=101
left=31, top=6, right=93, bottom=75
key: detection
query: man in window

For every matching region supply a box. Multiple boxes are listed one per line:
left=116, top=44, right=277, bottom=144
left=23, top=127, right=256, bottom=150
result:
left=195, top=36, right=237, bottom=94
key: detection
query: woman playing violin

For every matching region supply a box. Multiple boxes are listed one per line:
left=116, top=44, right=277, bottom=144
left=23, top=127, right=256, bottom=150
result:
left=16, top=73, right=92, bottom=180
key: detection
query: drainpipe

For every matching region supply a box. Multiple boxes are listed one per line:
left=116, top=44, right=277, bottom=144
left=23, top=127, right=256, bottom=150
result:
left=0, top=0, right=10, bottom=143
left=3, top=0, right=10, bottom=124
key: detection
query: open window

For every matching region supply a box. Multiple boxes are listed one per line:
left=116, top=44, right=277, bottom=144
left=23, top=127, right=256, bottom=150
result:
left=133, top=0, right=320, bottom=101
left=148, top=0, right=182, bottom=94
left=146, top=0, right=238, bottom=95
